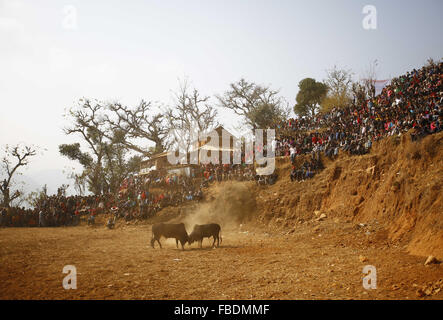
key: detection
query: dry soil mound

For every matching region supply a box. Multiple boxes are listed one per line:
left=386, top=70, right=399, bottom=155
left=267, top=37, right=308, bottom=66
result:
left=256, top=131, right=443, bottom=259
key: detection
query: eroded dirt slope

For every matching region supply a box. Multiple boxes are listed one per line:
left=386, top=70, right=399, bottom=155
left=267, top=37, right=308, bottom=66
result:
left=257, top=131, right=442, bottom=259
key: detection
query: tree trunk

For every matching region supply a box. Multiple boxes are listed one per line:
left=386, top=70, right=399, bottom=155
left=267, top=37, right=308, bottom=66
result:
left=2, top=188, right=10, bottom=208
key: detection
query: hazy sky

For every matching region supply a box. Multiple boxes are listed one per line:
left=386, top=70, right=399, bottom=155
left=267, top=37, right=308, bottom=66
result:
left=1, top=0, right=442, bottom=194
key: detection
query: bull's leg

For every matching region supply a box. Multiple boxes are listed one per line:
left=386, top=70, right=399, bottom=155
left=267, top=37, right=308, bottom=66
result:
left=217, top=234, right=220, bottom=248
left=212, top=236, right=216, bottom=248
left=157, top=239, right=162, bottom=249
left=151, top=237, right=156, bottom=248
left=176, top=239, right=179, bottom=248
left=199, top=239, right=202, bottom=249
left=180, top=240, right=185, bottom=250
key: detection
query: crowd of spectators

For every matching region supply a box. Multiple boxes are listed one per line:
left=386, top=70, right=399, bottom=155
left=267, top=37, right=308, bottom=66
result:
left=0, top=163, right=266, bottom=228
left=275, top=61, right=442, bottom=181
left=118, top=172, right=204, bottom=221
left=201, top=163, right=256, bottom=183
left=0, top=194, right=115, bottom=227
left=290, top=155, right=324, bottom=182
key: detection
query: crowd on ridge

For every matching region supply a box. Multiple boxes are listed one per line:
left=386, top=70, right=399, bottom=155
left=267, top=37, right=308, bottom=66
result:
left=274, top=61, right=442, bottom=181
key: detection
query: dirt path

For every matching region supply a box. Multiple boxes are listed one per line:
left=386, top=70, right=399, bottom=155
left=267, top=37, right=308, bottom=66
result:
left=0, top=220, right=441, bottom=300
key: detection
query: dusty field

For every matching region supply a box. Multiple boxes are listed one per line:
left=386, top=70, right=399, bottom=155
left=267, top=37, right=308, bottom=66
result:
left=0, top=219, right=441, bottom=300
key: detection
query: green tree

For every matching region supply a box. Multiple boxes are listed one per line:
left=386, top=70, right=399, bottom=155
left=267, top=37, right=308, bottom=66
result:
left=294, top=78, right=328, bottom=117
left=248, top=102, right=288, bottom=129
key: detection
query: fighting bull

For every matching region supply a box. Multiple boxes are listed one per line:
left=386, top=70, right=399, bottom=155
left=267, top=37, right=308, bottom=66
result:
left=151, top=223, right=189, bottom=250
left=188, top=223, right=222, bottom=248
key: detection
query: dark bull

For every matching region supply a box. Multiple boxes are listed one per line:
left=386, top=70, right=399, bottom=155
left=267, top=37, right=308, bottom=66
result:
left=188, top=223, right=222, bottom=248
left=151, top=223, right=189, bottom=250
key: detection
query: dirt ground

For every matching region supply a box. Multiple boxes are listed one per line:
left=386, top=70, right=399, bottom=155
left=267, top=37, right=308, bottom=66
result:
left=1, top=219, right=441, bottom=300
left=2, top=133, right=440, bottom=300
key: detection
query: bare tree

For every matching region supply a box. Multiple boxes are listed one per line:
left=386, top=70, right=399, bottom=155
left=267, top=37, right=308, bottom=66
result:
left=61, top=99, right=108, bottom=194
left=57, top=184, right=70, bottom=197
left=0, top=144, right=37, bottom=208
left=166, top=79, right=218, bottom=153
left=61, top=99, right=144, bottom=194
left=321, top=66, right=354, bottom=112
left=362, top=59, right=379, bottom=99
left=324, top=66, right=354, bottom=97
left=67, top=170, right=87, bottom=196
left=216, top=78, right=287, bottom=129
left=106, top=100, right=169, bottom=156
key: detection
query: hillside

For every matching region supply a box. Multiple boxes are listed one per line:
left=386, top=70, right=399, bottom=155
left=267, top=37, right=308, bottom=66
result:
left=256, top=131, right=442, bottom=259
left=135, top=130, right=442, bottom=260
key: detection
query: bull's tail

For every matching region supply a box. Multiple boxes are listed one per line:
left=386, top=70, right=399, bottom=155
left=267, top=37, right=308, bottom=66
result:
left=219, top=231, right=222, bottom=245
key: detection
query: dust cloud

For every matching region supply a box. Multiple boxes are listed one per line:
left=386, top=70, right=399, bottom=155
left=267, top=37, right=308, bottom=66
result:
left=181, top=181, right=257, bottom=232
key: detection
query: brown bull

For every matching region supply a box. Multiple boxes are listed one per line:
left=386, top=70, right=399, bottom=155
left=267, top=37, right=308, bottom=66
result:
left=150, top=223, right=189, bottom=250
left=188, top=223, right=222, bottom=248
